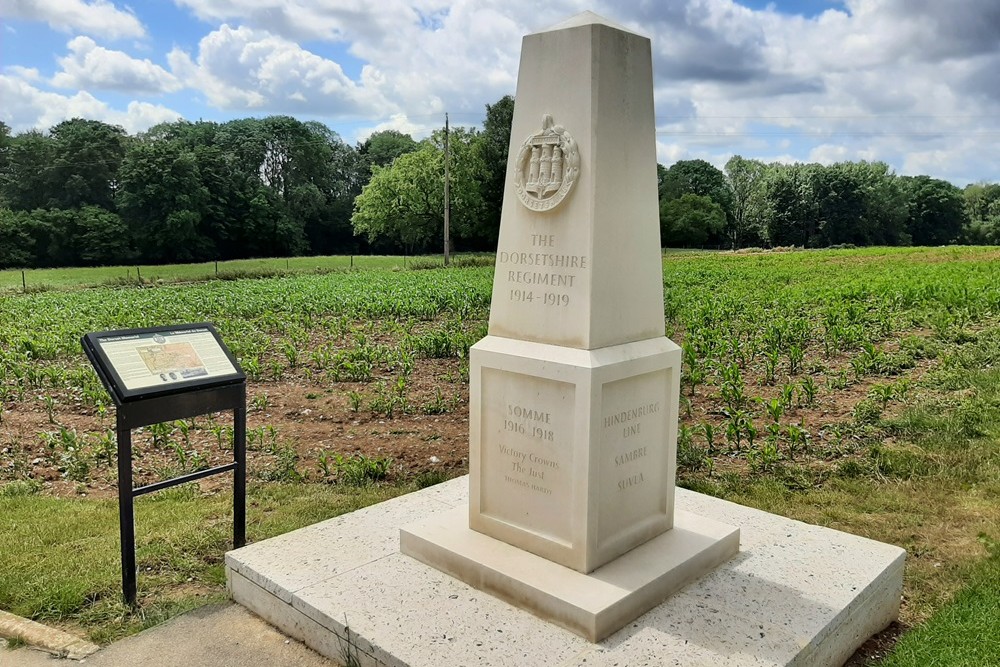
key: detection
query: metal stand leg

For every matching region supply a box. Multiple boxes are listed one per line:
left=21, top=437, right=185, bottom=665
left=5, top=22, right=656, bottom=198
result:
left=233, top=401, right=247, bottom=548
left=116, top=414, right=137, bottom=607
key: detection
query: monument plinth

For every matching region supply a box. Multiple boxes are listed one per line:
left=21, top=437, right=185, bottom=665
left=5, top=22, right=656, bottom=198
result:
left=401, top=11, right=739, bottom=641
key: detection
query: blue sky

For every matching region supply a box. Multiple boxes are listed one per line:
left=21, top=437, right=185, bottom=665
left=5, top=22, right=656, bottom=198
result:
left=1, top=0, right=998, bottom=185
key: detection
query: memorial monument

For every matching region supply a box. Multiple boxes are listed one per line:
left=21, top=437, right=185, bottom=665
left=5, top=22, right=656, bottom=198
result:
left=227, top=11, right=905, bottom=665
left=400, top=11, right=740, bottom=641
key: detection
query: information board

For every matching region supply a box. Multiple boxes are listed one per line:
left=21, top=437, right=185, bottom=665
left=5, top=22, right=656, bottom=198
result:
left=82, top=323, right=245, bottom=403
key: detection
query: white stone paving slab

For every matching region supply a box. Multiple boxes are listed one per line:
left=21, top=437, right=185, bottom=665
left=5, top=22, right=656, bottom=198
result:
left=401, top=506, right=738, bottom=642
left=225, top=488, right=455, bottom=603
left=227, top=477, right=904, bottom=667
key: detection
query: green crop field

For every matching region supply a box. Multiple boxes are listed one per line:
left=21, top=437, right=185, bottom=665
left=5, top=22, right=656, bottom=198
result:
left=0, top=254, right=450, bottom=292
left=2, top=245, right=1000, bottom=663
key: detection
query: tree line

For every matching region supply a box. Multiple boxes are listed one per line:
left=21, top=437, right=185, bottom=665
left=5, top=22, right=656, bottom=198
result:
left=1, top=95, right=997, bottom=270
left=659, top=157, right=999, bottom=249
left=0, top=96, right=513, bottom=270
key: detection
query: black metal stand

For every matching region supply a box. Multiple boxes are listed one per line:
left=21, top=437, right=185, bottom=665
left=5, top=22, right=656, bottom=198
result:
left=115, top=382, right=247, bottom=606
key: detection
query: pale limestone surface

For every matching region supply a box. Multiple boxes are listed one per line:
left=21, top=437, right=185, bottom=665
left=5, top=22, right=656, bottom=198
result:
left=468, top=336, right=684, bottom=573
left=463, top=12, right=713, bottom=584
left=416, top=10, right=740, bottom=640
left=402, top=506, right=739, bottom=641
left=487, top=14, right=664, bottom=350
left=226, top=477, right=905, bottom=667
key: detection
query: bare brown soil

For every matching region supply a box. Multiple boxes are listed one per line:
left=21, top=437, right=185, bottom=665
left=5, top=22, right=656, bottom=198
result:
left=1, top=356, right=471, bottom=499
left=1, top=324, right=932, bottom=501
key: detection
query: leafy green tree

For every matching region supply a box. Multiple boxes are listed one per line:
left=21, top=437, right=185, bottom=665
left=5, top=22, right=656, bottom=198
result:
left=0, top=208, right=35, bottom=268
left=48, top=119, right=128, bottom=210
left=118, top=139, right=214, bottom=262
left=962, top=182, right=1000, bottom=244
left=810, top=164, right=868, bottom=246
left=660, top=160, right=732, bottom=211
left=352, top=128, right=487, bottom=252
left=845, top=161, right=908, bottom=246
left=659, top=159, right=732, bottom=247
left=724, top=155, right=767, bottom=247
left=357, top=130, right=419, bottom=173
left=763, top=165, right=818, bottom=247
left=2, top=131, right=54, bottom=212
left=900, top=176, right=967, bottom=246
left=478, top=94, right=514, bottom=237
left=75, top=206, right=134, bottom=264
left=660, top=193, right=726, bottom=247
left=300, top=121, right=362, bottom=254
left=0, top=122, right=10, bottom=208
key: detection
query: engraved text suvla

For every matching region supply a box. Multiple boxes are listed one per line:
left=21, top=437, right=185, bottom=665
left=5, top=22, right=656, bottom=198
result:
left=618, top=473, right=645, bottom=491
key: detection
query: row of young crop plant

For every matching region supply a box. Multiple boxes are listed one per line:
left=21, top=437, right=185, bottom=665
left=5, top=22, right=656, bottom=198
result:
left=662, top=248, right=1000, bottom=477
left=0, top=268, right=494, bottom=487
left=3, top=247, right=1000, bottom=488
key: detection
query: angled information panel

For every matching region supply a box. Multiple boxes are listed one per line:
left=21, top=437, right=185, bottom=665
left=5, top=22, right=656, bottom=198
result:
left=82, top=323, right=245, bottom=404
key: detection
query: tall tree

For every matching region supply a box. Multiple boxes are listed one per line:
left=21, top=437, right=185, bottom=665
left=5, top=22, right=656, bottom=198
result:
left=900, top=176, right=967, bottom=246
left=724, top=155, right=767, bottom=248
left=357, top=130, right=419, bottom=173
left=0, top=122, right=10, bottom=208
left=118, top=139, right=214, bottom=262
left=763, top=165, right=818, bottom=247
left=660, top=193, right=726, bottom=247
left=660, top=159, right=732, bottom=246
left=962, top=182, right=1000, bottom=244
left=478, top=94, right=514, bottom=235
left=0, top=208, right=35, bottom=268
left=2, top=131, right=54, bottom=211
left=352, top=129, right=487, bottom=252
left=48, top=118, right=128, bottom=210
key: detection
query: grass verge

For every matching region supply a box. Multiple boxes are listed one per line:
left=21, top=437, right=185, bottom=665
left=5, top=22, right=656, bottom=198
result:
left=681, top=325, right=1000, bottom=657
left=0, top=253, right=495, bottom=292
left=0, top=481, right=409, bottom=644
left=879, top=536, right=1000, bottom=666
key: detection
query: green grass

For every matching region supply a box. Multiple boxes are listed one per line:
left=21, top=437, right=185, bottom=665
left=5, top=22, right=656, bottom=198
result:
left=680, top=323, right=1000, bottom=663
left=0, top=482, right=409, bottom=643
left=880, top=538, right=1000, bottom=666
left=0, top=253, right=484, bottom=291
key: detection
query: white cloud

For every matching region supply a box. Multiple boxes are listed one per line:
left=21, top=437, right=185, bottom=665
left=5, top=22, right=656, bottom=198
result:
left=0, top=0, right=145, bottom=39
left=354, top=113, right=433, bottom=145
left=0, top=74, right=181, bottom=133
left=173, top=0, right=445, bottom=43
left=52, top=36, right=181, bottom=94
left=5, top=65, right=40, bottom=81
left=630, top=0, right=1000, bottom=183
left=168, top=24, right=393, bottom=116
left=3, top=0, right=997, bottom=183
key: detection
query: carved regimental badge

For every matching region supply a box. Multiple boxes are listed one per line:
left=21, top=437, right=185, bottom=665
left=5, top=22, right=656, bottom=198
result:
left=513, top=114, right=580, bottom=212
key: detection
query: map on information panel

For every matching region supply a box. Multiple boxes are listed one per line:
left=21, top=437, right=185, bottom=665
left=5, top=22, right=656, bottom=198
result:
left=137, top=342, right=209, bottom=380
left=81, top=323, right=244, bottom=403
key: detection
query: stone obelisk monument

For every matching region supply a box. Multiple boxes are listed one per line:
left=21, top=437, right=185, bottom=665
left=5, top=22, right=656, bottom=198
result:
left=402, top=11, right=739, bottom=642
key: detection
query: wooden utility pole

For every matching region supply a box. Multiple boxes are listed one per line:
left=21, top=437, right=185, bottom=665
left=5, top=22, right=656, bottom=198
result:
left=444, top=112, right=451, bottom=266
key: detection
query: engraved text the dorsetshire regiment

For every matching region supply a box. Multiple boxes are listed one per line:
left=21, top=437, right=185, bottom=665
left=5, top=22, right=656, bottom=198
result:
left=500, top=234, right=587, bottom=307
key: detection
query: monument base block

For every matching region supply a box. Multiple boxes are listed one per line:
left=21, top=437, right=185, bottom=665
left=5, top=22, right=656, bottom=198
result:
left=226, top=477, right=905, bottom=667
left=401, top=506, right=739, bottom=642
